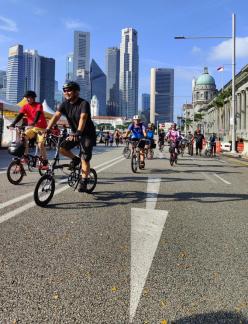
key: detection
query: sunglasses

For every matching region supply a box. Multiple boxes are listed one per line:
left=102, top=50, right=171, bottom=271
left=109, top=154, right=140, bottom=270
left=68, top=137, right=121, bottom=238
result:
left=63, top=88, right=73, bottom=93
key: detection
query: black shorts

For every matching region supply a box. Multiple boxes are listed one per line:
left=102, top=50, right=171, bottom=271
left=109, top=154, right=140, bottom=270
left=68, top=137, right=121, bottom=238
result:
left=60, top=136, right=94, bottom=162
left=131, top=138, right=146, bottom=149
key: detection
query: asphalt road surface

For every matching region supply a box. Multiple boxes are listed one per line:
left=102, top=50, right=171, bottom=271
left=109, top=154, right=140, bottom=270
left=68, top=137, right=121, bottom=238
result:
left=0, top=145, right=248, bottom=324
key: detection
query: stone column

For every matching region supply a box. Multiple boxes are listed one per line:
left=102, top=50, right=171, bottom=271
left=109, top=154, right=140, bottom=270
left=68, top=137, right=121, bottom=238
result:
left=236, top=93, right=241, bottom=131
left=241, top=90, right=246, bottom=131
left=246, top=88, right=248, bottom=134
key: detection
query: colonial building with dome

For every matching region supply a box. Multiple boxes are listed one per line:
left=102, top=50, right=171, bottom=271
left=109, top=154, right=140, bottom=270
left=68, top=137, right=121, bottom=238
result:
left=193, top=67, right=217, bottom=113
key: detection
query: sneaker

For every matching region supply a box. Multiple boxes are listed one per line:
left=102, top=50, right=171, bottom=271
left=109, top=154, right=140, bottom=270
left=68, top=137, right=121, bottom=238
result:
left=69, top=156, right=81, bottom=170
left=78, top=178, right=88, bottom=192
left=39, top=159, right=49, bottom=170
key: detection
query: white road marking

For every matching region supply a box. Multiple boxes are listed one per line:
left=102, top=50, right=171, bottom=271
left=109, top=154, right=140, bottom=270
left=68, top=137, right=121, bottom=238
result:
left=0, top=170, right=7, bottom=174
left=214, top=173, right=231, bottom=185
left=130, top=177, right=168, bottom=323
left=146, top=176, right=161, bottom=210
left=0, top=156, right=125, bottom=223
left=201, top=172, right=217, bottom=184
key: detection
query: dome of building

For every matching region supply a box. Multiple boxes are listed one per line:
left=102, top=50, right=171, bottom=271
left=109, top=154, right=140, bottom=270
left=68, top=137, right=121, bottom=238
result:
left=196, top=67, right=215, bottom=86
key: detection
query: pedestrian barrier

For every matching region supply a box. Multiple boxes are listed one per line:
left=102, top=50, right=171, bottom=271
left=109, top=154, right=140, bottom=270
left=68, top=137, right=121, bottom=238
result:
left=237, top=142, right=244, bottom=153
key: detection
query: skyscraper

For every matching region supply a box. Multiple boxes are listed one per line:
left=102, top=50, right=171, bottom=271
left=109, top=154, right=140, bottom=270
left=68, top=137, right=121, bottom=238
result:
left=24, top=49, right=41, bottom=100
left=0, top=70, right=7, bottom=101
left=65, top=53, right=73, bottom=82
left=119, top=28, right=139, bottom=118
left=40, top=56, right=55, bottom=108
left=106, top=47, right=120, bottom=116
left=90, top=59, right=106, bottom=116
left=73, top=31, right=90, bottom=101
left=6, top=44, right=24, bottom=104
left=150, top=68, right=174, bottom=124
left=142, top=93, right=150, bottom=122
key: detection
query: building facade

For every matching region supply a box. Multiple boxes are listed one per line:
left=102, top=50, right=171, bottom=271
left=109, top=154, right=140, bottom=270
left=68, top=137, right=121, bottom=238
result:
left=6, top=44, right=24, bottom=104
left=150, top=68, right=174, bottom=124
left=0, top=70, right=7, bottom=101
left=24, top=49, right=41, bottom=101
left=65, top=53, right=73, bottom=82
left=193, top=67, right=217, bottom=113
left=40, top=56, right=55, bottom=108
left=106, top=47, right=120, bottom=116
left=142, top=93, right=150, bottom=123
left=199, top=64, right=248, bottom=155
left=90, top=59, right=106, bottom=116
left=119, top=28, right=139, bottom=118
left=73, top=31, right=90, bottom=101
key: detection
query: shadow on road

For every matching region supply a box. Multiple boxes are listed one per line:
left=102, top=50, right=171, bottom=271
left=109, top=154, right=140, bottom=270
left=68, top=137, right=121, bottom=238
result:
left=172, top=311, right=248, bottom=324
left=47, top=190, right=248, bottom=209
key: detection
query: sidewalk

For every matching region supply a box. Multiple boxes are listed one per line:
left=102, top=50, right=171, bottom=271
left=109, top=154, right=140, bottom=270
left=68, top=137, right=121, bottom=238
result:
left=222, top=151, right=248, bottom=161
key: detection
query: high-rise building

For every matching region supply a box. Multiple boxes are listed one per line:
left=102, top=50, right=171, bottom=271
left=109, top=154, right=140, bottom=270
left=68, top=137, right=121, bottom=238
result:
left=65, top=53, right=73, bottom=82
left=6, top=44, right=24, bottom=104
left=73, top=31, right=90, bottom=100
left=54, top=80, right=63, bottom=108
left=40, top=56, right=55, bottom=108
left=90, top=59, right=106, bottom=116
left=106, top=47, right=120, bottom=116
left=119, top=28, right=139, bottom=118
left=24, top=49, right=41, bottom=100
left=0, top=70, right=7, bottom=101
left=150, top=68, right=174, bottom=124
left=142, top=93, right=150, bottom=122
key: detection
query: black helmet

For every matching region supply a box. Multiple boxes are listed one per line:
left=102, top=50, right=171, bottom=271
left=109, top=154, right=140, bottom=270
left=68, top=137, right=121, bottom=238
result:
left=63, top=81, right=80, bottom=92
left=24, top=90, right=37, bottom=98
left=8, top=142, right=25, bottom=157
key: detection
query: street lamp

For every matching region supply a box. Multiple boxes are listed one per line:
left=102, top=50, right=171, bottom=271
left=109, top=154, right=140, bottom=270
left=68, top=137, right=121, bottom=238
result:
left=175, top=13, right=236, bottom=153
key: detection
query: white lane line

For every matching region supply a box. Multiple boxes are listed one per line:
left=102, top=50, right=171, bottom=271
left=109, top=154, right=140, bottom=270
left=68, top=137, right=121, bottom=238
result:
left=0, top=170, right=7, bottom=174
left=201, top=172, right=217, bottom=184
left=130, top=177, right=168, bottom=323
left=146, top=176, right=161, bottom=209
left=0, top=155, right=124, bottom=210
left=214, top=173, right=231, bottom=185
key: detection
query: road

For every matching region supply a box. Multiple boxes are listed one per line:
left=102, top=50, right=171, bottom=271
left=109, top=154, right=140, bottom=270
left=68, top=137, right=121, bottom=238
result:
left=0, top=145, right=248, bottom=323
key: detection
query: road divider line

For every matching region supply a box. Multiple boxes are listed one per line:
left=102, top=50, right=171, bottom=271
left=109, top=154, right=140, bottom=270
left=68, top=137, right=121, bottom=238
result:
left=214, top=173, right=231, bottom=185
left=0, top=156, right=125, bottom=223
left=130, top=177, right=168, bottom=323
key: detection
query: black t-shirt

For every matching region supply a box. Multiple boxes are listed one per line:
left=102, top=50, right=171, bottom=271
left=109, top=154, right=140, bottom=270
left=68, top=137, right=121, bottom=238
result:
left=58, top=98, right=95, bottom=136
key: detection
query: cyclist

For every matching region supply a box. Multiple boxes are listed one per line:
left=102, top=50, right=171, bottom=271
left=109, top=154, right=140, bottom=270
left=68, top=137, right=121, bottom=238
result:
left=145, top=123, right=155, bottom=151
left=8, top=90, right=48, bottom=169
left=209, top=132, right=217, bottom=157
left=45, top=81, right=96, bottom=192
left=124, top=115, right=147, bottom=169
left=158, top=129, right=165, bottom=151
left=166, top=123, right=180, bottom=157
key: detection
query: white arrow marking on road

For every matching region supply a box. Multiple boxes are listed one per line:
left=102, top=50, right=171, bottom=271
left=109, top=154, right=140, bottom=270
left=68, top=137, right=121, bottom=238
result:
left=130, top=176, right=168, bottom=323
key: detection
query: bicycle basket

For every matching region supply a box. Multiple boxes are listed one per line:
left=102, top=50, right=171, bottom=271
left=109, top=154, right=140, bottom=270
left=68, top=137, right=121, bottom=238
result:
left=8, top=142, right=25, bottom=157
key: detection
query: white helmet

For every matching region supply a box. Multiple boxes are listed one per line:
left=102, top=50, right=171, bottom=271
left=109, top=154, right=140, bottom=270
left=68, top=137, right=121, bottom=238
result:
left=133, top=115, right=141, bottom=120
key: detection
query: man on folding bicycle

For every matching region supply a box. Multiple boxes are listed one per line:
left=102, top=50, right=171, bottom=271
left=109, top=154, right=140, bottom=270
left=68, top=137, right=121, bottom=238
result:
left=124, top=115, right=147, bottom=169
left=8, top=90, right=49, bottom=170
left=45, top=81, right=96, bottom=192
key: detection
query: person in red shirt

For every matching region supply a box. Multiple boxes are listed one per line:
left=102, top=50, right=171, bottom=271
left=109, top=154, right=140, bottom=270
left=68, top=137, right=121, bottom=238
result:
left=9, top=90, right=48, bottom=168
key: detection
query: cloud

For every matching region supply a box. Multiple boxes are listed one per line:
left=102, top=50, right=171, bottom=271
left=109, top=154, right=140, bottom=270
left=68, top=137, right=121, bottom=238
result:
left=64, top=19, right=92, bottom=31
left=209, top=37, right=248, bottom=60
left=0, top=16, right=18, bottom=32
left=192, top=46, right=201, bottom=54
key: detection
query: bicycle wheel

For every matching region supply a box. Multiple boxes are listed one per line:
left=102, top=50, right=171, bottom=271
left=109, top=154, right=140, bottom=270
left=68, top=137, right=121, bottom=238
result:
left=131, top=154, right=138, bottom=173
left=123, top=147, right=131, bottom=159
left=34, top=174, right=55, bottom=207
left=7, top=160, right=25, bottom=185
left=85, top=168, right=97, bottom=194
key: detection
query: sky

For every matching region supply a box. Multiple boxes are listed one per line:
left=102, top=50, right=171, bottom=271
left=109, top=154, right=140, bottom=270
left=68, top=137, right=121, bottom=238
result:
left=0, top=0, right=248, bottom=118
